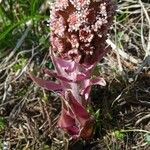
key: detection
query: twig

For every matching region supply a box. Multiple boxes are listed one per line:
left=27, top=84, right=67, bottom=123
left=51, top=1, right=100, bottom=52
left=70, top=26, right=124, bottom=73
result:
left=135, top=114, right=150, bottom=126
left=106, top=39, right=139, bottom=64
left=139, top=0, right=150, bottom=57
left=121, top=129, right=150, bottom=134
left=140, top=9, right=146, bottom=51
left=114, top=17, right=123, bottom=72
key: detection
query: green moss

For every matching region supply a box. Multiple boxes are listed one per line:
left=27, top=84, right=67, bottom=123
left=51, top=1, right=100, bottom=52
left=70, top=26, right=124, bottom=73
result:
left=0, top=117, right=6, bottom=133
left=12, top=58, right=27, bottom=72
left=114, top=130, right=125, bottom=141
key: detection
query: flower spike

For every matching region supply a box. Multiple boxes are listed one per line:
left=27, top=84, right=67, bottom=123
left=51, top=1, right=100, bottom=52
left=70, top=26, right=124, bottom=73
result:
left=31, top=0, right=116, bottom=140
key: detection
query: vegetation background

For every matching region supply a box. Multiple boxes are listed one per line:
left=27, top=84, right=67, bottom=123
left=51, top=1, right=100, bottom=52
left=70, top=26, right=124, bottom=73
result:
left=0, top=0, right=150, bottom=149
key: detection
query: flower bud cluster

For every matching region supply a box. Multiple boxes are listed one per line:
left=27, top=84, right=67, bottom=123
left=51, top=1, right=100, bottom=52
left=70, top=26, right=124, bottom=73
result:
left=51, top=0, right=116, bottom=64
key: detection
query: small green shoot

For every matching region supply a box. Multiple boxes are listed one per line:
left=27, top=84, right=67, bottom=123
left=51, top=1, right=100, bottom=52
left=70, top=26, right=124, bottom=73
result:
left=43, top=145, right=50, bottom=150
left=94, top=109, right=101, bottom=122
left=114, top=130, right=125, bottom=141
left=87, top=106, right=102, bottom=134
left=0, top=139, right=3, bottom=150
left=145, top=134, right=150, bottom=145
left=0, top=117, right=6, bottom=132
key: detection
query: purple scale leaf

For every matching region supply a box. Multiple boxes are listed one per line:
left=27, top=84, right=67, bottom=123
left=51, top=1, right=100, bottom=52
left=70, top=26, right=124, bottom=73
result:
left=81, top=77, right=106, bottom=100
left=44, top=68, right=73, bottom=82
left=29, top=73, right=63, bottom=93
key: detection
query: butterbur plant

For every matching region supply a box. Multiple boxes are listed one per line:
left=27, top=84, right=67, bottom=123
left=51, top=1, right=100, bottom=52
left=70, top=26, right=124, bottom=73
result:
left=30, top=0, right=116, bottom=140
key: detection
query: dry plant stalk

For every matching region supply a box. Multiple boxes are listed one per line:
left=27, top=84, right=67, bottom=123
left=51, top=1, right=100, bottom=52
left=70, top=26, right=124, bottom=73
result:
left=30, top=0, right=116, bottom=140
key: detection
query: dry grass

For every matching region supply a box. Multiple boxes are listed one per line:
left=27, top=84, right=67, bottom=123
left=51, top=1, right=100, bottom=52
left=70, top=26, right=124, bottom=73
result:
left=0, top=0, right=150, bottom=149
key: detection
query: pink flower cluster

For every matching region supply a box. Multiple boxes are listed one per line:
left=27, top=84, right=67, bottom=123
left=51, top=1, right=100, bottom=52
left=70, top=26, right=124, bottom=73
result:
left=51, top=0, right=115, bottom=65
left=30, top=0, right=116, bottom=139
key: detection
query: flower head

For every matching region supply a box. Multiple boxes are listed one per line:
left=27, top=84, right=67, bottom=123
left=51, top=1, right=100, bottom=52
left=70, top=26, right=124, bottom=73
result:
left=51, top=0, right=116, bottom=65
